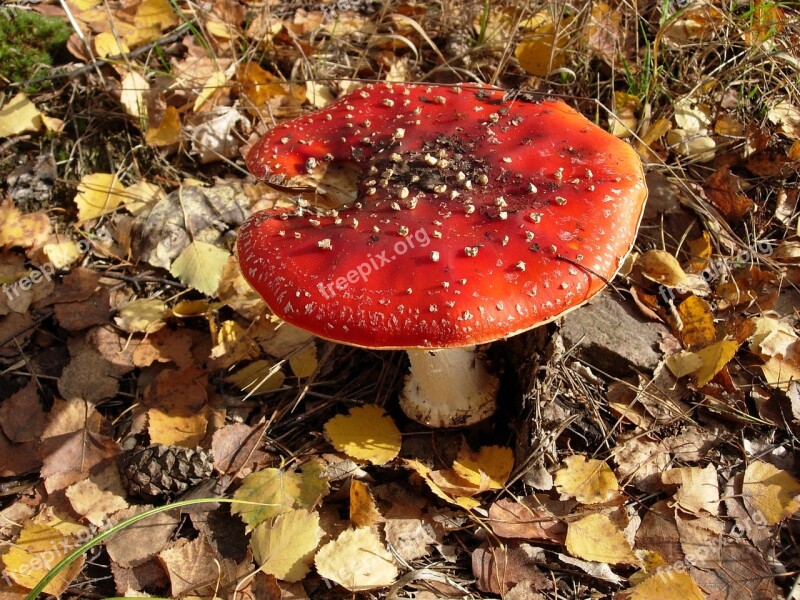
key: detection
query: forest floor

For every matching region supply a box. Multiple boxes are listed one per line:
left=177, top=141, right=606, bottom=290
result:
left=1, top=1, right=800, bottom=599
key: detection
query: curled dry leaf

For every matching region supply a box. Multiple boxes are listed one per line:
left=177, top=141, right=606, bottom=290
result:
left=314, top=527, right=398, bottom=592
left=662, top=464, right=720, bottom=516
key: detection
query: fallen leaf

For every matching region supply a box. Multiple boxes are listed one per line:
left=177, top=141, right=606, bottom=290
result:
left=74, top=173, right=128, bottom=222
left=554, top=455, right=619, bottom=504
left=0, top=198, right=51, bottom=249
left=224, top=359, right=286, bottom=395
left=158, top=535, right=236, bottom=596
left=0, top=381, right=45, bottom=443
left=0, top=93, right=43, bottom=137
left=565, top=513, right=637, bottom=565
left=232, top=468, right=301, bottom=531
left=57, top=347, right=119, bottom=403
left=251, top=509, right=322, bottom=582
left=134, top=0, right=179, bottom=29
left=211, top=422, right=264, bottom=475
left=472, top=543, right=549, bottom=595
left=289, top=343, right=318, bottom=378
left=622, top=571, right=705, bottom=599
left=662, top=464, right=720, bottom=516
left=324, top=405, right=401, bottom=466
left=0, top=521, right=85, bottom=595
left=144, top=367, right=209, bottom=447
left=703, top=166, right=754, bottom=223
left=120, top=70, right=149, bottom=122
left=350, top=480, right=383, bottom=527
left=665, top=339, right=739, bottom=386
left=487, top=495, right=569, bottom=542
left=170, top=240, right=230, bottom=296
left=146, top=106, right=182, bottom=147
left=515, top=11, right=571, bottom=77
left=767, top=99, right=800, bottom=139
left=114, top=298, right=167, bottom=333
left=452, top=443, right=514, bottom=491
left=314, top=527, right=398, bottom=592
left=65, top=464, right=129, bottom=526
left=677, top=295, right=716, bottom=348
left=741, top=460, right=800, bottom=525
left=105, top=505, right=180, bottom=568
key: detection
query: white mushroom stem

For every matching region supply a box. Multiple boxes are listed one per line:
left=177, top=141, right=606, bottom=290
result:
left=400, top=347, right=499, bottom=428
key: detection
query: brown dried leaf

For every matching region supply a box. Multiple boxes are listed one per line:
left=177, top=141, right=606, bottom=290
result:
left=487, top=495, right=570, bottom=542
left=106, top=505, right=180, bottom=568
left=57, top=347, right=119, bottom=403
left=211, top=422, right=264, bottom=475
left=40, top=430, right=120, bottom=493
left=472, top=543, right=549, bottom=595
left=662, top=464, right=720, bottom=516
left=65, top=464, right=129, bottom=526
left=703, top=166, right=754, bottom=223
left=158, top=536, right=237, bottom=596
left=0, top=380, right=45, bottom=443
left=144, top=367, right=209, bottom=447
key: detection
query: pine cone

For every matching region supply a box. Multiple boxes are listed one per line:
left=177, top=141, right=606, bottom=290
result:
left=117, top=444, right=214, bottom=501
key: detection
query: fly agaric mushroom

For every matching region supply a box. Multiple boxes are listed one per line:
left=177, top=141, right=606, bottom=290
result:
left=238, top=82, right=647, bottom=428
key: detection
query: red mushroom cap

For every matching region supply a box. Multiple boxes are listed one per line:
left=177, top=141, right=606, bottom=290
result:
left=238, top=83, right=647, bottom=349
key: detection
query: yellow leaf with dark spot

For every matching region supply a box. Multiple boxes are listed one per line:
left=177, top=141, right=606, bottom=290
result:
left=678, top=295, right=716, bottom=348
left=742, top=460, right=800, bottom=525
left=350, top=479, right=383, bottom=527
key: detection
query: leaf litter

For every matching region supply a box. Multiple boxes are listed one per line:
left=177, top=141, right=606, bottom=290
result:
left=1, top=0, right=799, bottom=598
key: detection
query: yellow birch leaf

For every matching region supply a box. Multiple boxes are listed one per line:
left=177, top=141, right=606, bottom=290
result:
left=692, top=339, right=739, bottom=386
left=626, top=571, right=706, bottom=599
left=554, top=455, right=619, bottom=504
left=225, top=360, right=285, bottom=395
left=289, top=343, right=318, bottom=378
left=94, top=32, right=129, bottom=58
left=170, top=241, right=230, bottom=296
left=0, top=522, right=85, bottom=595
left=121, top=70, right=149, bottom=122
left=251, top=509, right=322, bottom=582
left=514, top=11, right=570, bottom=77
left=0, top=93, right=43, bottom=137
left=741, top=460, right=800, bottom=525
left=0, top=199, right=51, bottom=249
left=686, top=232, right=712, bottom=272
left=314, top=528, right=398, bottom=592
left=324, top=405, right=401, bottom=465
left=638, top=249, right=687, bottom=286
left=125, top=180, right=166, bottom=215
left=43, top=240, right=82, bottom=269
left=232, top=468, right=302, bottom=531
left=452, top=444, right=514, bottom=491
left=761, top=356, right=800, bottom=392
left=350, top=479, right=383, bottom=527
left=147, top=402, right=208, bottom=448
left=134, top=0, right=179, bottom=29
left=146, top=106, right=181, bottom=147
left=297, top=459, right=330, bottom=509
left=74, top=173, right=127, bottom=221
left=662, top=464, right=719, bottom=516
left=115, top=298, right=167, bottom=333
left=678, top=295, right=716, bottom=348
left=194, top=70, right=228, bottom=112
left=565, top=513, right=637, bottom=565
